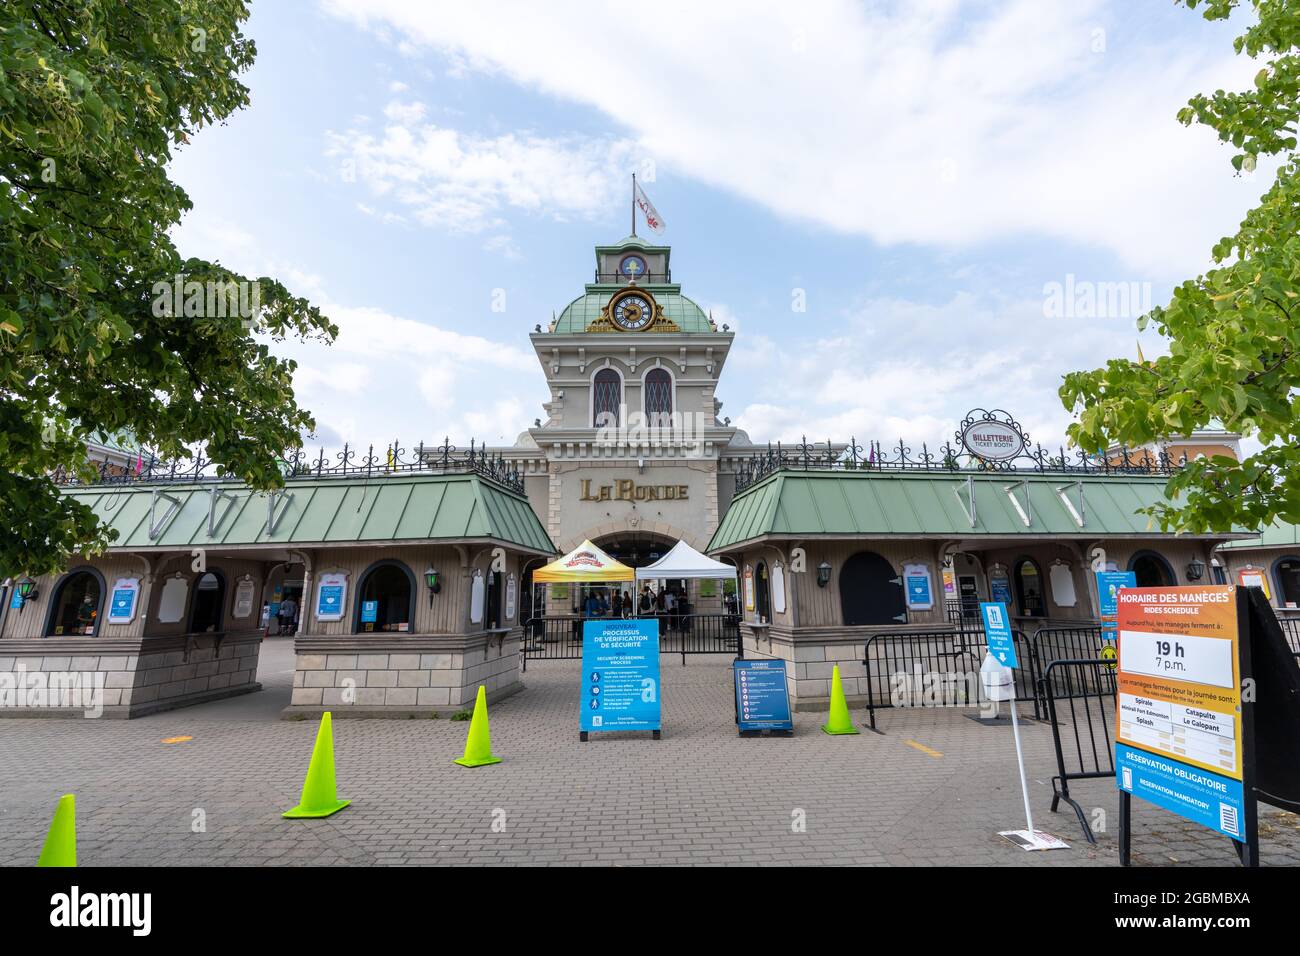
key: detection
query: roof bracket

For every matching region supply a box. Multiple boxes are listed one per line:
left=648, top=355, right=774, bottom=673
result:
left=148, top=489, right=183, bottom=540
left=1055, top=481, right=1086, bottom=528
left=1004, top=480, right=1032, bottom=527
left=955, top=475, right=978, bottom=528
left=266, top=490, right=294, bottom=535
left=207, top=486, right=238, bottom=538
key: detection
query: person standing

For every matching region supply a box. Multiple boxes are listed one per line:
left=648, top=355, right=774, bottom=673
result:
left=278, top=595, right=298, bottom=635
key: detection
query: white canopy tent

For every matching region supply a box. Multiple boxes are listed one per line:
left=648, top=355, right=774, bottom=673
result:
left=634, top=540, right=738, bottom=582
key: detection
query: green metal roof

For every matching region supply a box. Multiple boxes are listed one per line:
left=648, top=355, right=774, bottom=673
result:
left=552, top=289, right=713, bottom=333
left=709, top=470, right=1252, bottom=552
left=1218, top=518, right=1300, bottom=551
left=62, top=473, right=555, bottom=554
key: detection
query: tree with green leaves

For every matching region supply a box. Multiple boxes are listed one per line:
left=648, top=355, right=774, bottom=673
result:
left=0, top=1, right=336, bottom=576
left=1062, top=0, right=1300, bottom=534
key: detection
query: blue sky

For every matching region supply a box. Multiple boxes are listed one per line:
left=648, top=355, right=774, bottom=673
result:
left=170, top=0, right=1271, bottom=455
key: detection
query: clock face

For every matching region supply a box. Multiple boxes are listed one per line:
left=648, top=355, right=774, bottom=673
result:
left=619, top=254, right=647, bottom=280
left=612, top=293, right=653, bottom=330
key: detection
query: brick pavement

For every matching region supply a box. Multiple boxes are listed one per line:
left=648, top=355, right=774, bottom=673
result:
left=1, top=638, right=1295, bottom=866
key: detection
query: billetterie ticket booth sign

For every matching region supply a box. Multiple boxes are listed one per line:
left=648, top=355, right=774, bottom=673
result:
left=580, top=619, right=661, bottom=741
left=1114, top=586, right=1245, bottom=842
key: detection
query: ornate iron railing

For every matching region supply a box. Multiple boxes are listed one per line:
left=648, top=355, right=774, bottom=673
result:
left=53, top=438, right=526, bottom=496
left=733, top=436, right=1187, bottom=492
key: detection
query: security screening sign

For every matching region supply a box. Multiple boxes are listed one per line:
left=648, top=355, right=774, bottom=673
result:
left=580, top=619, right=661, bottom=741
left=979, top=602, right=1068, bottom=851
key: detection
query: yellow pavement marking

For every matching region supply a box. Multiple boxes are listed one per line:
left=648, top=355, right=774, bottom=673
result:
left=161, top=735, right=193, bottom=744
left=904, top=739, right=943, bottom=758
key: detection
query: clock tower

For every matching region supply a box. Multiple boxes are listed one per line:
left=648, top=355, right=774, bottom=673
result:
left=495, top=233, right=760, bottom=568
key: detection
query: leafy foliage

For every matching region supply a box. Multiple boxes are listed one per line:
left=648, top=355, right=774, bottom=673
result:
left=0, top=1, right=336, bottom=576
left=1062, top=0, right=1300, bottom=534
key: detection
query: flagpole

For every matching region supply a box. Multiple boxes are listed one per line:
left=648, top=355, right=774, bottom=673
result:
left=631, top=172, right=636, bottom=237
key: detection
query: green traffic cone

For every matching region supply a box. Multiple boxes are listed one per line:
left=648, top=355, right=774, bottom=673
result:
left=37, top=794, right=76, bottom=867
left=454, top=686, right=502, bottom=767
left=283, top=712, right=351, bottom=818
left=821, top=664, right=860, bottom=735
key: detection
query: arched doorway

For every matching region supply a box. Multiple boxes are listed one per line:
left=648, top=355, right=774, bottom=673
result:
left=1128, top=550, right=1175, bottom=588
left=839, top=551, right=906, bottom=626
left=1274, top=556, right=1300, bottom=607
left=1013, top=558, right=1046, bottom=617
left=189, top=571, right=226, bottom=633
left=45, top=568, right=104, bottom=636
left=354, top=560, right=415, bottom=633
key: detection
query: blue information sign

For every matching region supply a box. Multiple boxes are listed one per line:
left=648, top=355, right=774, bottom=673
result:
left=990, top=576, right=1012, bottom=606
left=580, top=619, right=661, bottom=735
left=734, top=659, right=793, bottom=733
left=1095, top=570, right=1136, bottom=618
left=360, top=600, right=378, bottom=624
left=317, top=585, right=344, bottom=618
left=108, top=587, right=136, bottom=622
left=1116, top=743, right=1246, bottom=842
left=9, top=589, right=22, bottom=610
left=905, top=572, right=932, bottom=609
left=979, top=601, right=1018, bottom=668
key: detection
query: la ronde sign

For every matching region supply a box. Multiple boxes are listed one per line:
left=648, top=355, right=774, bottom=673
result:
left=960, top=418, right=1025, bottom=461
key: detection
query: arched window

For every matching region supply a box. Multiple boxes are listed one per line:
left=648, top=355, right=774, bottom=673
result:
left=46, top=569, right=104, bottom=636
left=189, top=571, right=226, bottom=633
left=354, top=560, right=415, bottom=633
left=1014, top=558, right=1046, bottom=617
left=1273, top=556, right=1300, bottom=608
left=644, top=368, right=673, bottom=422
left=592, top=368, right=621, bottom=427
left=1128, top=550, right=1175, bottom=588
left=839, top=551, right=907, bottom=625
left=754, top=561, right=772, bottom=622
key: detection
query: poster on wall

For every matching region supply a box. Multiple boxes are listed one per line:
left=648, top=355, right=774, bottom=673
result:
left=990, top=573, right=1012, bottom=606
left=107, top=577, right=141, bottom=624
left=743, top=566, right=754, bottom=612
left=771, top=564, right=786, bottom=615
left=233, top=576, right=256, bottom=619
left=506, top=573, right=517, bottom=621
left=470, top=571, right=484, bottom=624
left=903, top=563, right=934, bottom=610
left=1237, top=567, right=1271, bottom=599
left=315, top=572, right=348, bottom=623
left=942, top=567, right=956, bottom=598
left=158, top=575, right=189, bottom=623
left=1048, top=562, right=1077, bottom=608
left=1114, top=586, right=1245, bottom=841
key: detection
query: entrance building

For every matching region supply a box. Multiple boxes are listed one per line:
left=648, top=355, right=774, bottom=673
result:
left=4, top=228, right=1297, bottom=717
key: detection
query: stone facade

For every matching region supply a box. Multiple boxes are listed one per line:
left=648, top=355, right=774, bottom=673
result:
left=0, top=630, right=261, bottom=718
left=285, top=630, right=522, bottom=716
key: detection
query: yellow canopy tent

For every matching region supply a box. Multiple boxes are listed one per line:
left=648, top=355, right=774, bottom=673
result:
left=532, top=539, right=634, bottom=584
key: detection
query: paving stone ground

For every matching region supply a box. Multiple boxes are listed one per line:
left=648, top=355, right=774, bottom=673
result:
left=1, top=638, right=1296, bottom=866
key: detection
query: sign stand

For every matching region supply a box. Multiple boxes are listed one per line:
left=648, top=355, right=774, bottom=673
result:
left=733, top=658, right=794, bottom=737
left=579, top=619, right=662, bottom=743
left=979, top=601, right=1069, bottom=851
left=1115, top=586, right=1295, bottom=867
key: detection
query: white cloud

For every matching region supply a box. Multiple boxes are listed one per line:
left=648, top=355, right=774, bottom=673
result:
left=322, top=0, right=1270, bottom=276
left=327, top=100, right=636, bottom=234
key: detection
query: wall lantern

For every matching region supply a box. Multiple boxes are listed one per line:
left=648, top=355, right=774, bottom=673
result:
left=816, top=561, right=833, bottom=588
left=16, top=576, right=38, bottom=609
left=1185, top=558, right=1206, bottom=582
left=424, top=567, right=441, bottom=605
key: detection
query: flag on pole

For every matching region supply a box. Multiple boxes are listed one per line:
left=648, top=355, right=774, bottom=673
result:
left=634, top=180, right=666, bottom=235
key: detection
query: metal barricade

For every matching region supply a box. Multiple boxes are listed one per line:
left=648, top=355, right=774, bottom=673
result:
left=1038, top=658, right=1118, bottom=844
